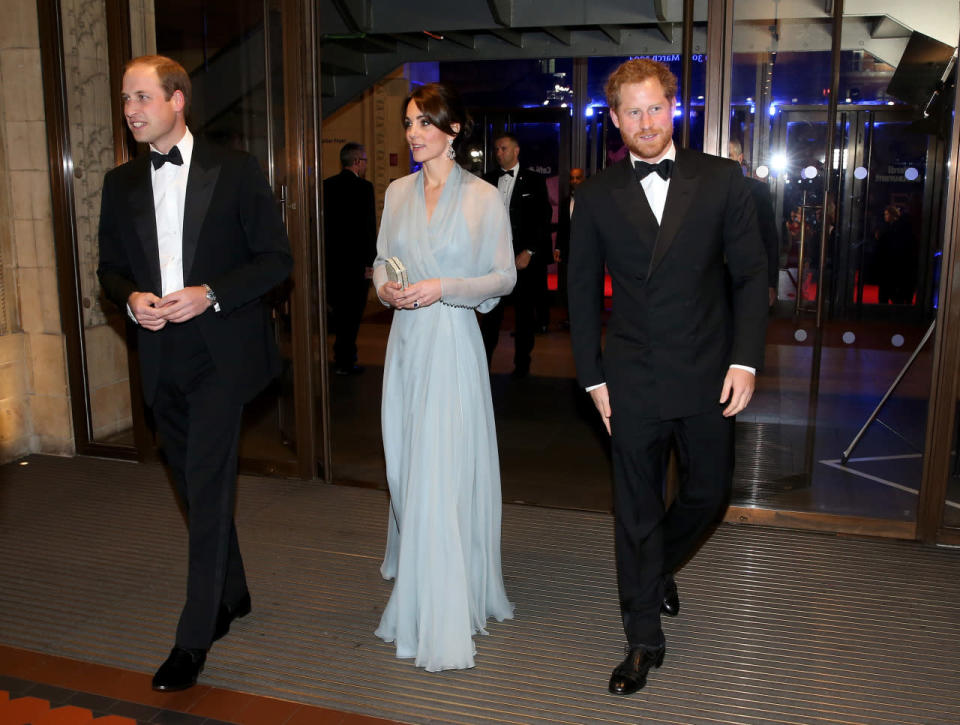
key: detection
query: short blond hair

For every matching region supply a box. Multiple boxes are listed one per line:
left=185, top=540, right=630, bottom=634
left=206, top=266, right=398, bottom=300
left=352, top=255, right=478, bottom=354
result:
left=605, top=58, right=678, bottom=110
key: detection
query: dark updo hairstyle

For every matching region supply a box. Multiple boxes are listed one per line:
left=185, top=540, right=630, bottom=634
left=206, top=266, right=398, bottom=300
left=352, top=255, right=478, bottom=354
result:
left=402, top=82, right=474, bottom=157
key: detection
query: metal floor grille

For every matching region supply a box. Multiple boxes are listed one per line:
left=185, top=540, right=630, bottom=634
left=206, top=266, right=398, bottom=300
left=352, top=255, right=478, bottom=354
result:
left=1, top=455, right=958, bottom=724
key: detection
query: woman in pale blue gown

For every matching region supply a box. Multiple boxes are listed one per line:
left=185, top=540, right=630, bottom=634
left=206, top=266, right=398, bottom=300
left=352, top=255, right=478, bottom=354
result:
left=372, top=83, right=516, bottom=671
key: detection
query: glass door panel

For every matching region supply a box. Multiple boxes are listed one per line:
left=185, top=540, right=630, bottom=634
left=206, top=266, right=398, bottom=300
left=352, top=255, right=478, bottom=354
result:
left=727, top=0, right=954, bottom=525
left=152, top=0, right=298, bottom=475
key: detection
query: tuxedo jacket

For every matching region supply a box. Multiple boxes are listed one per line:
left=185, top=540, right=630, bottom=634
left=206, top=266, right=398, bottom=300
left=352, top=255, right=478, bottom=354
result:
left=97, top=137, right=293, bottom=406
left=567, top=149, right=768, bottom=420
left=322, top=169, right=377, bottom=284
left=483, top=168, right=552, bottom=263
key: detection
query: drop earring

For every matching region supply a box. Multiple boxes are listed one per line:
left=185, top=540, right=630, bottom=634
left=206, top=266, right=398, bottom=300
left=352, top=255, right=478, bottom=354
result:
left=446, top=138, right=456, bottom=160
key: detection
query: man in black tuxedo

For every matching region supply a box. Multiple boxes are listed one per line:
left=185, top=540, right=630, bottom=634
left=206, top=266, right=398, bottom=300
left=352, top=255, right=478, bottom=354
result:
left=480, top=132, right=552, bottom=378
left=568, top=59, right=767, bottom=695
left=97, top=55, right=292, bottom=691
left=554, top=167, right=585, bottom=328
left=323, top=142, right=377, bottom=375
left=729, top=139, right=780, bottom=306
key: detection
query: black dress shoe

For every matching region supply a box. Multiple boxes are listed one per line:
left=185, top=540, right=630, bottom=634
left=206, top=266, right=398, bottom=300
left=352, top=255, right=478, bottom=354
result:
left=661, top=576, right=680, bottom=617
left=214, top=592, right=251, bottom=642
left=608, top=645, right=665, bottom=695
left=152, top=647, right=206, bottom=692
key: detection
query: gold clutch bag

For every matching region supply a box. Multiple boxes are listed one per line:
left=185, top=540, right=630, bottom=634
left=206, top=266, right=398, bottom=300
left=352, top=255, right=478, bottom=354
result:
left=385, top=256, right=408, bottom=288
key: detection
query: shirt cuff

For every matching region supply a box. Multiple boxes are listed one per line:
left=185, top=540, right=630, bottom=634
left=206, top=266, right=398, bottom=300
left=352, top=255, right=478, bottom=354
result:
left=126, top=303, right=139, bottom=325
left=585, top=382, right=606, bottom=392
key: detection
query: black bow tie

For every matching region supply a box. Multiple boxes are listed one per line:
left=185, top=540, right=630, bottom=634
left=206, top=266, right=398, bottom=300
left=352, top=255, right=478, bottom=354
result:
left=633, top=158, right=674, bottom=182
left=151, top=145, right=183, bottom=170
left=498, top=168, right=515, bottom=177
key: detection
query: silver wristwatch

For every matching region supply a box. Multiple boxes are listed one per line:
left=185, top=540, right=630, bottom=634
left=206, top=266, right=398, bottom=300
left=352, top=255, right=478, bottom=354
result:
left=202, top=283, right=220, bottom=312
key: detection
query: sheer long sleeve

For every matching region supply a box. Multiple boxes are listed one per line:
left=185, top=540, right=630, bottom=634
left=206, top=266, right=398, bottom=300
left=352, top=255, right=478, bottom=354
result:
left=440, top=180, right=516, bottom=313
left=371, top=169, right=516, bottom=312
left=372, top=184, right=395, bottom=306
left=372, top=264, right=390, bottom=305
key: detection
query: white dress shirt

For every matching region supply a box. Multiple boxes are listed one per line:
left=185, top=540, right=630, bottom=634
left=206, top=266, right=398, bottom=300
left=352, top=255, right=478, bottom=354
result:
left=152, top=128, right=194, bottom=296
left=629, top=144, right=675, bottom=224
left=585, top=143, right=754, bottom=392
left=128, top=129, right=203, bottom=324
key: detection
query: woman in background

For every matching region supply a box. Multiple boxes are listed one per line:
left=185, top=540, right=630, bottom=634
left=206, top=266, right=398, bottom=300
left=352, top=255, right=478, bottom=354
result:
left=372, top=82, right=516, bottom=671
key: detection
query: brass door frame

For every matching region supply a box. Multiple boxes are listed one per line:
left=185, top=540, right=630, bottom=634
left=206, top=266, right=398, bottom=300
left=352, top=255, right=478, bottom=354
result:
left=281, top=0, right=325, bottom=480
left=918, top=28, right=960, bottom=545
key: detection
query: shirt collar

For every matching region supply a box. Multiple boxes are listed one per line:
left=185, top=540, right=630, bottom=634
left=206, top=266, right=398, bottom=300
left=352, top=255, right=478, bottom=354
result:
left=502, top=162, right=520, bottom=175
left=629, top=141, right=676, bottom=169
left=150, top=127, right=194, bottom=169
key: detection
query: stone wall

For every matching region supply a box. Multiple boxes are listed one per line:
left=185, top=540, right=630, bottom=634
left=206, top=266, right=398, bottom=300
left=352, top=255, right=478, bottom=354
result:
left=62, top=0, right=133, bottom=440
left=0, top=0, right=73, bottom=460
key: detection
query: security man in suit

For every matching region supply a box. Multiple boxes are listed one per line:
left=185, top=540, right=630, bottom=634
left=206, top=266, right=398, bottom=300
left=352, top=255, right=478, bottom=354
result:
left=97, top=55, right=292, bottom=691
left=554, top=167, right=586, bottom=328
left=479, top=132, right=552, bottom=378
left=568, top=59, right=768, bottom=695
left=729, top=139, right=781, bottom=306
left=323, top=142, right=377, bottom=374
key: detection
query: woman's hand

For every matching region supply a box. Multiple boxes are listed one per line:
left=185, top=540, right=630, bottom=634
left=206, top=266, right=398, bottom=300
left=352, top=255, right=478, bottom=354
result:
left=377, top=281, right=405, bottom=307
left=393, top=278, right=443, bottom=310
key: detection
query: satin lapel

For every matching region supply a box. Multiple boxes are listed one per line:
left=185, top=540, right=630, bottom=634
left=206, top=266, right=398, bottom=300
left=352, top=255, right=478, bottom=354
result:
left=609, top=158, right=659, bottom=248
left=182, top=140, right=221, bottom=282
left=509, top=171, right=524, bottom=213
left=649, top=149, right=699, bottom=277
left=129, top=157, right=162, bottom=295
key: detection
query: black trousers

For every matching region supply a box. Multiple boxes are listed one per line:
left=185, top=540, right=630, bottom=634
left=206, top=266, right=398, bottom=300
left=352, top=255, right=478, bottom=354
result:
left=152, top=321, right=248, bottom=650
left=331, top=278, right=369, bottom=367
left=610, top=405, right=734, bottom=647
left=480, top=264, right=538, bottom=371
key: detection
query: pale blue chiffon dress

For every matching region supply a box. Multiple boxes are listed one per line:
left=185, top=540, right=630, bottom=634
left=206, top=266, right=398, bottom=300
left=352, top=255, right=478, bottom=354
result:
left=371, top=163, right=517, bottom=671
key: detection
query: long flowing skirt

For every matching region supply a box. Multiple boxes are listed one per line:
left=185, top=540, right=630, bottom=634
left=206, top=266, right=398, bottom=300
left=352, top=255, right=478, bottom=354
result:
left=375, top=304, right=514, bottom=672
